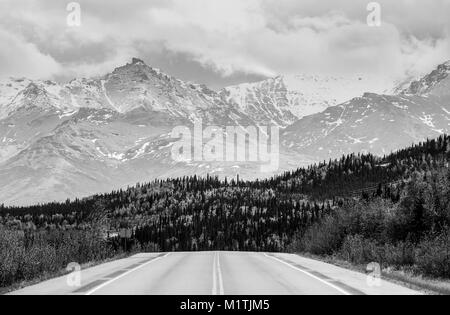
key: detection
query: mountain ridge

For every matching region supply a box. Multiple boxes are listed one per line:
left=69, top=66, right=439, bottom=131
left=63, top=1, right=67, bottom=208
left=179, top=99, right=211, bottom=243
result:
left=1, top=58, right=450, bottom=205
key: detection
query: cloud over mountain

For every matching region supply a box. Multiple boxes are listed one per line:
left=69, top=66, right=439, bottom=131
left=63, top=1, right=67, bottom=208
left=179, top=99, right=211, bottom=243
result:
left=0, top=0, right=450, bottom=87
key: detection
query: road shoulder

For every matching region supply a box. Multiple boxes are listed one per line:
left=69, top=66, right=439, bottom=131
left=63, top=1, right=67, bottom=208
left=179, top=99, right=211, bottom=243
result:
left=288, top=252, right=449, bottom=295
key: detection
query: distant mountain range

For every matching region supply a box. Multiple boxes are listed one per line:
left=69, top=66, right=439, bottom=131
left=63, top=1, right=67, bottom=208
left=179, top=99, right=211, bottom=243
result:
left=221, top=73, right=395, bottom=126
left=0, top=58, right=449, bottom=206
left=282, top=61, right=450, bottom=160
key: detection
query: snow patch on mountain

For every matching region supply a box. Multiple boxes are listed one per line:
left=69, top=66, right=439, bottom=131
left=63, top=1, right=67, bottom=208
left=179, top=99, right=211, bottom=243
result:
left=1, top=58, right=450, bottom=206
left=221, top=74, right=396, bottom=126
left=101, top=79, right=118, bottom=112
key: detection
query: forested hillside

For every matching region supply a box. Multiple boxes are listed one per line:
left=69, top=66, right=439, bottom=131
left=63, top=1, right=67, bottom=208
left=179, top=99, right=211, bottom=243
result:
left=1, top=135, right=450, bottom=286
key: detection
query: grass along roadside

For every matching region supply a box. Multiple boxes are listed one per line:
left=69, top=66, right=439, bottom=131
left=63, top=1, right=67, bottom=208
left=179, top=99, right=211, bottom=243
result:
left=294, top=252, right=450, bottom=295
left=0, top=253, right=132, bottom=295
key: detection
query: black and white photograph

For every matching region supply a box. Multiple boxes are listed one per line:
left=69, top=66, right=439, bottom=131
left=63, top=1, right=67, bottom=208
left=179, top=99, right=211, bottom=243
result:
left=0, top=0, right=450, bottom=301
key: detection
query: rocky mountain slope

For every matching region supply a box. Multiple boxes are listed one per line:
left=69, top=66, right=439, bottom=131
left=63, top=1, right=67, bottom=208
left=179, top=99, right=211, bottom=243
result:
left=1, top=58, right=449, bottom=206
left=0, top=59, right=302, bottom=205
left=402, top=61, right=450, bottom=97
left=0, top=58, right=252, bottom=125
left=220, top=74, right=395, bottom=126
left=282, top=61, right=450, bottom=161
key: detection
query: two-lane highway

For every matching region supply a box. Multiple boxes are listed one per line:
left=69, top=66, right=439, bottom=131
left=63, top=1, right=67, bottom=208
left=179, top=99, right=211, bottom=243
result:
left=9, top=252, right=421, bottom=295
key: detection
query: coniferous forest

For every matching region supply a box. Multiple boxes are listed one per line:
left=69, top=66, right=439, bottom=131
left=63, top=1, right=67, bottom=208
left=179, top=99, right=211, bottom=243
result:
left=1, top=135, right=450, bottom=287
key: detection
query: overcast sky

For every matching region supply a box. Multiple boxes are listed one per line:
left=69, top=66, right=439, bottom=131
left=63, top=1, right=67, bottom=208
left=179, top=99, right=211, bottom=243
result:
left=0, top=0, right=449, bottom=89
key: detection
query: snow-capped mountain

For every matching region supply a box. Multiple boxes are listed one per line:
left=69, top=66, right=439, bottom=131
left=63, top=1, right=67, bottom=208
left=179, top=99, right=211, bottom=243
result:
left=0, top=105, right=301, bottom=205
left=1, top=58, right=449, bottom=206
left=401, top=61, right=450, bottom=97
left=0, top=58, right=253, bottom=126
left=0, top=58, right=293, bottom=205
left=282, top=61, right=450, bottom=161
left=220, top=74, right=396, bottom=126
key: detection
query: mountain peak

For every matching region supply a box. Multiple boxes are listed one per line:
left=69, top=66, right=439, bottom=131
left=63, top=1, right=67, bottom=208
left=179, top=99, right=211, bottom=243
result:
left=439, top=60, right=450, bottom=69
left=402, top=60, right=450, bottom=96
left=23, top=82, right=44, bottom=95
left=131, top=57, right=146, bottom=65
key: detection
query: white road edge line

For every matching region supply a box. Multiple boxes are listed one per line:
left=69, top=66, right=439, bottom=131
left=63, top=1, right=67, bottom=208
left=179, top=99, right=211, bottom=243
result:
left=264, top=253, right=352, bottom=296
left=212, top=252, right=224, bottom=295
left=85, top=253, right=171, bottom=295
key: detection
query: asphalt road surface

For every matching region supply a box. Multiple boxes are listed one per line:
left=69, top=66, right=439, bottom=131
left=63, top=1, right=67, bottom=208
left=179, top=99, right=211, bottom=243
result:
left=9, top=252, right=421, bottom=295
